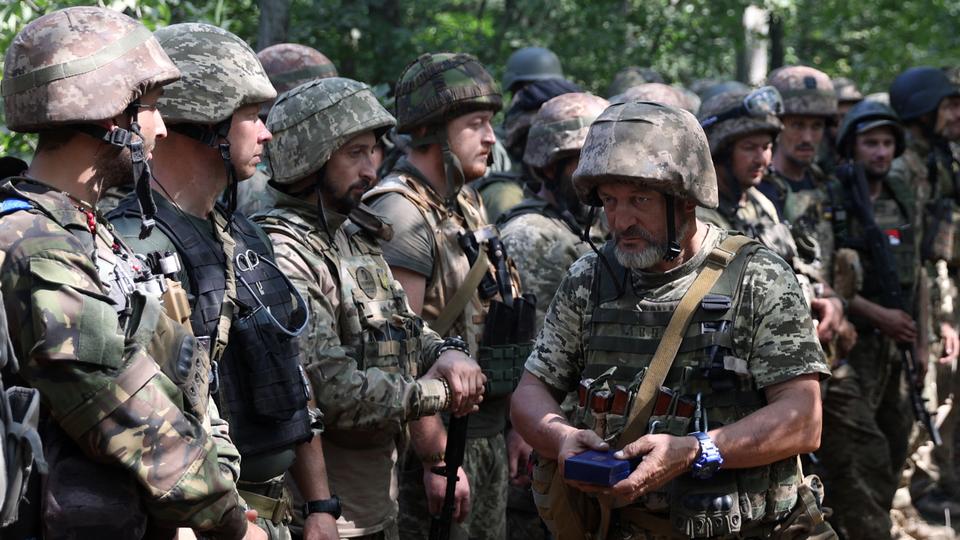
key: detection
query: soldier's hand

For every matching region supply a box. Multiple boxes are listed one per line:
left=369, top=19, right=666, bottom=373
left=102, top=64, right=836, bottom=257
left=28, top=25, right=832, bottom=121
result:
left=427, top=350, right=486, bottom=415
left=609, top=434, right=699, bottom=502
left=424, top=465, right=472, bottom=522
left=558, top=428, right=610, bottom=493
left=939, top=322, right=959, bottom=365
left=810, top=296, right=843, bottom=342
left=303, top=512, right=339, bottom=540
left=242, top=510, right=268, bottom=540
left=877, top=308, right=917, bottom=344
left=506, top=428, right=533, bottom=487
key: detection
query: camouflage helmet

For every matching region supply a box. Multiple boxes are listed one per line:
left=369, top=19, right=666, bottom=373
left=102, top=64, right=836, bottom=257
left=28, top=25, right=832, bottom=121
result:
left=155, top=23, right=276, bottom=125
left=523, top=92, right=609, bottom=169
left=2, top=6, right=180, bottom=133
left=835, top=99, right=905, bottom=159
left=890, top=67, right=960, bottom=122
left=502, top=47, right=563, bottom=92
left=833, top=77, right=863, bottom=104
left=394, top=53, right=501, bottom=134
left=257, top=43, right=338, bottom=95
left=766, top=65, right=837, bottom=117
left=267, top=77, right=395, bottom=185
left=698, top=80, right=751, bottom=104
left=606, top=66, right=665, bottom=97
left=609, top=83, right=690, bottom=111
left=698, top=89, right=782, bottom=156
left=573, top=102, right=718, bottom=209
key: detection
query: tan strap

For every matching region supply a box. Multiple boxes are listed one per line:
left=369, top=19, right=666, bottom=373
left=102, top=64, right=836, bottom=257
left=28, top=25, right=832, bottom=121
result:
left=432, top=249, right=490, bottom=336
left=238, top=489, right=290, bottom=525
left=210, top=211, right=237, bottom=363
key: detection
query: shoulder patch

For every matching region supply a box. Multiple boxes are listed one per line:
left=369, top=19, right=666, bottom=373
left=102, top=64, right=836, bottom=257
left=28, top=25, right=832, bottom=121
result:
left=0, top=198, right=33, bottom=215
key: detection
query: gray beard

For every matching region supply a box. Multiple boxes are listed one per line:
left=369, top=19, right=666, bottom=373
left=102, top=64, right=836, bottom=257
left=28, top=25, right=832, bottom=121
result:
left=613, top=219, right=692, bottom=269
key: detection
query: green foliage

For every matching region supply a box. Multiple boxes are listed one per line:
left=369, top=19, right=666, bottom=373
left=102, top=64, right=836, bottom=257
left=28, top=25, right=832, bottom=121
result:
left=3, top=0, right=960, bottom=159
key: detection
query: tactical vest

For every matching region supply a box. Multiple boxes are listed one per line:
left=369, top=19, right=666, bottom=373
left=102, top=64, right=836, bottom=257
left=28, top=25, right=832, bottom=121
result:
left=576, top=239, right=801, bottom=532
left=497, top=197, right=586, bottom=237
left=765, top=168, right=846, bottom=281
left=256, top=207, right=428, bottom=448
left=365, top=172, right=526, bottom=437
left=111, top=198, right=312, bottom=456
left=922, top=142, right=960, bottom=267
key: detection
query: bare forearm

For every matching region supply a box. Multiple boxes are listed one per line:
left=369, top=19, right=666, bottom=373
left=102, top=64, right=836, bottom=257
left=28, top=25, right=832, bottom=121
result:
left=510, top=371, right=577, bottom=460
left=710, top=375, right=821, bottom=469
left=291, top=436, right=331, bottom=500
left=849, top=294, right=883, bottom=326
left=409, top=414, right=448, bottom=460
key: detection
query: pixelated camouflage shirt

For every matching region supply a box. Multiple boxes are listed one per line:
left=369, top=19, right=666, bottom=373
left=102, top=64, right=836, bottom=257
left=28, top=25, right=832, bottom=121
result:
left=252, top=187, right=447, bottom=535
left=888, top=132, right=956, bottom=327
left=0, top=178, right=246, bottom=537
left=499, top=197, right=594, bottom=333
left=697, top=185, right=798, bottom=264
left=525, top=224, right=829, bottom=394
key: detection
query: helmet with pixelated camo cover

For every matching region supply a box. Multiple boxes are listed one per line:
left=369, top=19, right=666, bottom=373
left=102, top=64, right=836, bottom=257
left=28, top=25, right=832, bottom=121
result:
left=257, top=43, right=338, bottom=95
left=833, top=77, right=863, bottom=104
left=609, top=83, right=690, bottom=111
left=394, top=52, right=502, bottom=134
left=267, top=77, right=396, bottom=184
left=523, top=92, right=609, bottom=169
left=2, top=6, right=180, bottom=132
left=502, top=47, right=563, bottom=93
left=573, top=101, right=718, bottom=209
left=154, top=23, right=276, bottom=125
left=699, top=89, right=782, bottom=156
left=766, top=65, right=837, bottom=117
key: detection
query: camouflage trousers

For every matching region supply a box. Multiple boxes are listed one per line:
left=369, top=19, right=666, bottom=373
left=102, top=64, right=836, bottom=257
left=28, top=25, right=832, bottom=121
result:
left=506, top=483, right=548, bottom=540
left=818, top=332, right=913, bottom=540
left=398, top=432, right=507, bottom=540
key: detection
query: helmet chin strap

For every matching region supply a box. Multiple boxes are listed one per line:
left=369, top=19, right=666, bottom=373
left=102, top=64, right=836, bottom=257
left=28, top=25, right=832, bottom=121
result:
left=663, top=194, right=682, bottom=261
left=410, top=125, right=466, bottom=208
left=171, top=119, right=235, bottom=229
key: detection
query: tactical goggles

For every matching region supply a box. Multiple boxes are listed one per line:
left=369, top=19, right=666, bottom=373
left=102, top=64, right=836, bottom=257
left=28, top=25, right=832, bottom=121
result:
left=700, top=86, right=784, bottom=129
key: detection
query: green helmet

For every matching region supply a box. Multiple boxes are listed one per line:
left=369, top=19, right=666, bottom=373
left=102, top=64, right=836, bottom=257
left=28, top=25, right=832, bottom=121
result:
left=699, top=89, right=782, bottom=156
left=698, top=80, right=751, bottom=105
left=766, top=65, right=837, bottom=117
left=2, top=6, right=180, bottom=132
left=523, top=92, right=609, bottom=169
left=267, top=77, right=395, bottom=185
left=394, top=53, right=501, bottom=134
left=833, top=76, right=863, bottom=104
left=257, top=43, right=338, bottom=95
left=606, top=66, right=665, bottom=98
left=155, top=23, right=276, bottom=125
left=835, top=99, right=904, bottom=159
left=609, top=83, right=689, bottom=111
left=573, top=101, right=718, bottom=209
left=502, top=47, right=563, bottom=92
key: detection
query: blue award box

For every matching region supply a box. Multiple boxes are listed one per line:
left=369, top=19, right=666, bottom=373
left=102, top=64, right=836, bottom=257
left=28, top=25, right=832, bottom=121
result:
left=563, top=449, right=640, bottom=486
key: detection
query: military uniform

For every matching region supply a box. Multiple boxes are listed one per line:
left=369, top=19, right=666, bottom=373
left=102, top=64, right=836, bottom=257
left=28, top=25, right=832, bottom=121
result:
left=527, top=226, right=831, bottom=539
left=697, top=186, right=797, bottom=263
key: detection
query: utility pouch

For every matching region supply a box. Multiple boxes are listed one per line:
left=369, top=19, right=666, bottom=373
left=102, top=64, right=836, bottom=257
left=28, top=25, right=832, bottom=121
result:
left=476, top=343, right=530, bottom=398
left=0, top=385, right=45, bottom=527
left=669, top=470, right=742, bottom=538
left=768, top=475, right=837, bottom=540
left=530, top=456, right=599, bottom=540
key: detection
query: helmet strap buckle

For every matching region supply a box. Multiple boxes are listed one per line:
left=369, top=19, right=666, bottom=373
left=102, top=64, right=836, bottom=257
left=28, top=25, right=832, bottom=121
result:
left=663, top=194, right=681, bottom=261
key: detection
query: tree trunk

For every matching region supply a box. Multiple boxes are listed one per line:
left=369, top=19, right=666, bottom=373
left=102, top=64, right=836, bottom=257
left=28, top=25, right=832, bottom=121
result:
left=256, top=0, right=290, bottom=51
left=769, top=12, right=784, bottom=71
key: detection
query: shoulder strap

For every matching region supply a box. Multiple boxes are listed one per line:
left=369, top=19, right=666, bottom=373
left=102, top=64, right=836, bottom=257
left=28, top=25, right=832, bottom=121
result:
left=431, top=249, right=490, bottom=336
left=615, top=234, right=757, bottom=448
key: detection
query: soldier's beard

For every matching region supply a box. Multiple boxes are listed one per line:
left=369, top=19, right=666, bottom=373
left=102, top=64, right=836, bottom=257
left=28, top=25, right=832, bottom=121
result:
left=613, top=220, right=691, bottom=269
left=92, top=145, right=133, bottom=193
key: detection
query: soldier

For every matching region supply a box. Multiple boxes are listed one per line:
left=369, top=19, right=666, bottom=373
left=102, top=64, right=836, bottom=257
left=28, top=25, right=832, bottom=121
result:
left=364, top=53, right=536, bottom=540
left=605, top=66, right=665, bottom=98
left=820, top=100, right=917, bottom=540
left=758, top=66, right=849, bottom=343
left=107, top=23, right=337, bottom=540
left=0, top=7, right=259, bottom=539
left=819, top=77, right=864, bottom=174
left=608, top=83, right=691, bottom=112
left=252, top=76, right=487, bottom=539
left=511, top=101, right=834, bottom=539
left=888, top=66, right=960, bottom=520
left=502, top=46, right=565, bottom=95
left=238, top=43, right=339, bottom=218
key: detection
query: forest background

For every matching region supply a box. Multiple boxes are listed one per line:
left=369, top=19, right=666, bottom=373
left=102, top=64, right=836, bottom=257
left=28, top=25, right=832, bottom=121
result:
left=2, top=0, right=960, bottom=157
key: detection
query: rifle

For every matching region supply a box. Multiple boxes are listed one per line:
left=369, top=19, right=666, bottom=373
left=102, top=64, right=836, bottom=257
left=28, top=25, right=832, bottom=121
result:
left=428, top=414, right=469, bottom=540
left=840, top=163, right=942, bottom=446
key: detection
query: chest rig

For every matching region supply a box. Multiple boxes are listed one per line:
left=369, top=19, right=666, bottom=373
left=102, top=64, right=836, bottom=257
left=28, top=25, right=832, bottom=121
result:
left=366, top=175, right=532, bottom=401
left=576, top=238, right=801, bottom=533
left=921, top=143, right=960, bottom=267
left=112, top=198, right=312, bottom=456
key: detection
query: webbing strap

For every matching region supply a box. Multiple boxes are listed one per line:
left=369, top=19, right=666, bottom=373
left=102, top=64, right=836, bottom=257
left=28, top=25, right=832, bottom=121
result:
left=210, top=211, right=237, bottom=363
left=432, top=249, right=490, bottom=336
left=2, top=26, right=153, bottom=96
left=616, top=234, right=755, bottom=448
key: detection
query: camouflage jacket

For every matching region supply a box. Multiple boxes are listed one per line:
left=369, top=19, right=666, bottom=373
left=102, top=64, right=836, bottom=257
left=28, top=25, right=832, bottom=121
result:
left=252, top=188, right=447, bottom=535
left=0, top=178, right=245, bottom=537
left=696, top=186, right=798, bottom=264
left=888, top=132, right=957, bottom=327
left=499, top=196, right=593, bottom=333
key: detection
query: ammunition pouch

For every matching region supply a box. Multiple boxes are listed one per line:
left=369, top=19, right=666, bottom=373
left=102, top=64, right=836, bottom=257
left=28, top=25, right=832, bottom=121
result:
left=477, top=343, right=531, bottom=398
left=0, top=385, right=44, bottom=527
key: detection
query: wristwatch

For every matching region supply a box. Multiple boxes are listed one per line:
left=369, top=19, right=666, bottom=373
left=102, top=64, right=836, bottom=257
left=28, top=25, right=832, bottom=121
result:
left=303, top=495, right=342, bottom=519
left=690, top=431, right=723, bottom=480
